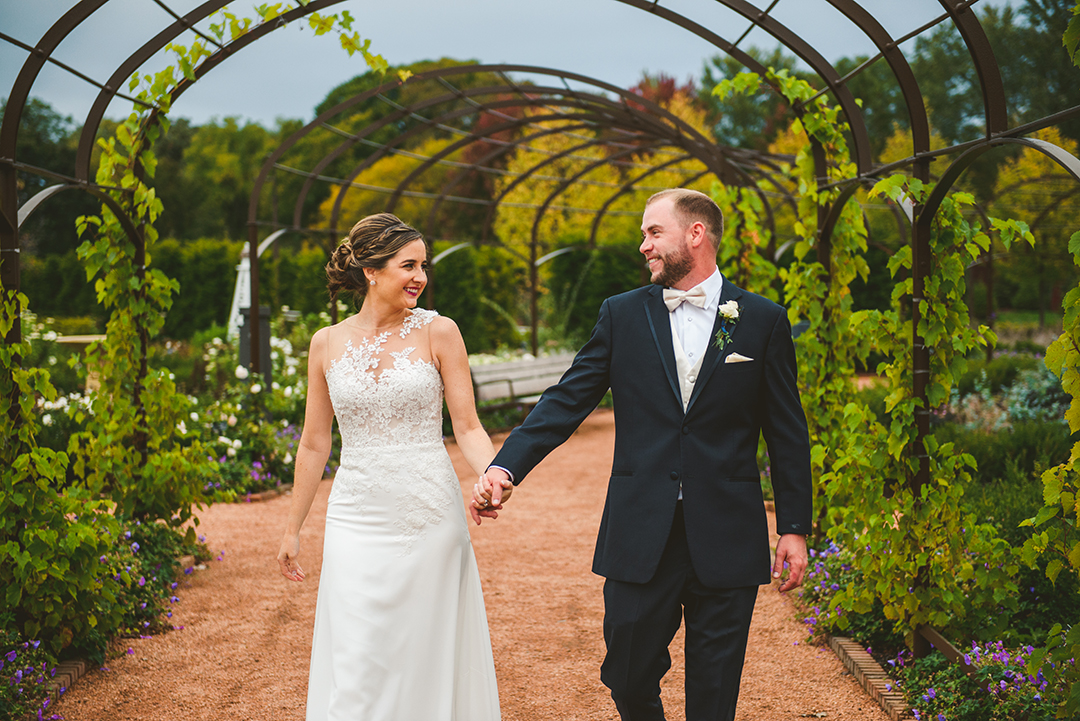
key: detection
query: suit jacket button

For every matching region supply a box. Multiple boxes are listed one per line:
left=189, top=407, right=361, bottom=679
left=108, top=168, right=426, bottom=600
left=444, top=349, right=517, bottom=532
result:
left=681, top=426, right=689, bottom=435
left=670, top=471, right=679, bottom=481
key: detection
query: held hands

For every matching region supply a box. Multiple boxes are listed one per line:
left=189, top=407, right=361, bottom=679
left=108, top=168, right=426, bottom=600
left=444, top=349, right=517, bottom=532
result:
left=772, top=533, right=808, bottom=593
left=277, top=534, right=306, bottom=582
left=468, top=468, right=513, bottom=525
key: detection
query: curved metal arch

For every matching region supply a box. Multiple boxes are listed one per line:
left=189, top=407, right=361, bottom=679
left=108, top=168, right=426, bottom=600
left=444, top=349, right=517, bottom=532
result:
left=918, top=138, right=1080, bottom=235
left=73, top=0, right=346, bottom=180
left=476, top=129, right=642, bottom=252
left=383, top=107, right=665, bottom=215
left=615, top=0, right=871, bottom=174
left=527, top=140, right=673, bottom=255
left=586, top=157, right=703, bottom=247
left=823, top=0, right=931, bottom=158
left=936, top=0, right=1009, bottom=137
left=17, top=182, right=142, bottom=248
left=328, top=106, right=654, bottom=240
left=245, top=61, right=730, bottom=227
left=279, top=78, right=730, bottom=232
left=421, top=123, right=610, bottom=239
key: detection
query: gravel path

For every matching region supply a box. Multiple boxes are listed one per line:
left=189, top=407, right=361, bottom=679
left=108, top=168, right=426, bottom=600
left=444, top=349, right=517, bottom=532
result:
left=54, top=409, right=887, bottom=720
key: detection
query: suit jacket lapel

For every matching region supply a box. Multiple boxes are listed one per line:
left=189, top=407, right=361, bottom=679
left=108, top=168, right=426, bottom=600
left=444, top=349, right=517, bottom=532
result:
left=685, top=282, right=745, bottom=414
left=643, top=287, right=683, bottom=409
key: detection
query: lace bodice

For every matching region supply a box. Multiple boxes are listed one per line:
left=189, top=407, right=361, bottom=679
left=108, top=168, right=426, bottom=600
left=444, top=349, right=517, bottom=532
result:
left=325, top=308, right=444, bottom=450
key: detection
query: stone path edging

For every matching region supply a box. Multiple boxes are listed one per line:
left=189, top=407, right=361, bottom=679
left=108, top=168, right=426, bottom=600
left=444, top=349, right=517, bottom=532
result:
left=238, top=482, right=293, bottom=503
left=828, top=635, right=912, bottom=720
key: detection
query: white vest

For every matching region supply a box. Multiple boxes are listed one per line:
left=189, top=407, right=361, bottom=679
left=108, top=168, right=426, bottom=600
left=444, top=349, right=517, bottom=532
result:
left=671, top=328, right=706, bottom=412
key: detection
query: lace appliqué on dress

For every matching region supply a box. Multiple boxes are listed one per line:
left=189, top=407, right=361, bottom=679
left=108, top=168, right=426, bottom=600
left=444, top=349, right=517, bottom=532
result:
left=325, top=309, right=454, bottom=554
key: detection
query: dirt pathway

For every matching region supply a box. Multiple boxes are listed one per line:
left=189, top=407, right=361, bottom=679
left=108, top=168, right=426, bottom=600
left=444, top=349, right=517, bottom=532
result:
left=54, top=409, right=886, bottom=720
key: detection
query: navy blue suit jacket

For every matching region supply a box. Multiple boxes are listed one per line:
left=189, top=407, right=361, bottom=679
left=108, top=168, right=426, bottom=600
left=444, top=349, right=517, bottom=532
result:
left=491, top=281, right=813, bottom=588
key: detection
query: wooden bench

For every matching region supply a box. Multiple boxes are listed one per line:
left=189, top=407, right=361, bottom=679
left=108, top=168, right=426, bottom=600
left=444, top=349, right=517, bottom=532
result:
left=470, top=352, right=576, bottom=410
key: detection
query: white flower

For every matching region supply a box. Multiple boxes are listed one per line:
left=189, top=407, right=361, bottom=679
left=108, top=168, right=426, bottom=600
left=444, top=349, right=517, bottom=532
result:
left=284, top=453, right=293, bottom=465
left=227, top=415, right=238, bottom=427
left=718, top=300, right=740, bottom=320
left=235, top=365, right=250, bottom=380
left=286, top=366, right=296, bottom=377
left=271, top=382, right=280, bottom=390
left=169, top=372, right=175, bottom=380
left=250, top=384, right=262, bottom=394
left=47, top=356, right=57, bottom=366
left=43, top=331, right=57, bottom=342
left=190, top=412, right=199, bottom=422
left=42, top=413, right=53, bottom=426
left=177, top=420, right=188, bottom=435
left=212, top=337, right=222, bottom=345
left=232, top=438, right=243, bottom=449
left=283, top=386, right=293, bottom=397
left=226, top=447, right=237, bottom=458
left=217, top=436, right=232, bottom=445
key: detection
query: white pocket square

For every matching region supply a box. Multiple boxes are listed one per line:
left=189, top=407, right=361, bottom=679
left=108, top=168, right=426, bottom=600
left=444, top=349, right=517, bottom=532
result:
left=724, top=352, right=754, bottom=364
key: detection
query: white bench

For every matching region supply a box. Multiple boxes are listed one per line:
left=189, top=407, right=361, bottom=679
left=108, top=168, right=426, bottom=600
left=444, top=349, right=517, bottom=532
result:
left=470, top=352, right=576, bottom=408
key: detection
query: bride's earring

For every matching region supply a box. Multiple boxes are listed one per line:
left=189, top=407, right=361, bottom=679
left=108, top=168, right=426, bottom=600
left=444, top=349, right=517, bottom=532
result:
left=370, top=280, right=376, bottom=286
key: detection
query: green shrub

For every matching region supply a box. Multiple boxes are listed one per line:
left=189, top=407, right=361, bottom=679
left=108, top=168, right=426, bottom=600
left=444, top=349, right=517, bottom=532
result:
left=933, top=422, right=1073, bottom=493
left=956, top=353, right=1039, bottom=397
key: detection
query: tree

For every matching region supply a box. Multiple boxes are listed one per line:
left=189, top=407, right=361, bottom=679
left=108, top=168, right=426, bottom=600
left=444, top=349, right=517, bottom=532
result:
left=698, top=46, right=812, bottom=151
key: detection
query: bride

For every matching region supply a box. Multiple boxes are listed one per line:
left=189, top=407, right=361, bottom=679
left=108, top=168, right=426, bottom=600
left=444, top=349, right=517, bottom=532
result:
left=276, top=213, right=507, bottom=720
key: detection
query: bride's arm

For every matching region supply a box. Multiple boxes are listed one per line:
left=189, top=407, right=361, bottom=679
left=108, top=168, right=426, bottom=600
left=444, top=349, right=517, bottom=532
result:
left=277, top=327, right=335, bottom=582
left=431, top=317, right=498, bottom=480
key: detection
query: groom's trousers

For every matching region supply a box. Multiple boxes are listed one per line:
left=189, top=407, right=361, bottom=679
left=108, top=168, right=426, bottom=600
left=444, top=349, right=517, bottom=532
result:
left=600, top=502, right=758, bottom=721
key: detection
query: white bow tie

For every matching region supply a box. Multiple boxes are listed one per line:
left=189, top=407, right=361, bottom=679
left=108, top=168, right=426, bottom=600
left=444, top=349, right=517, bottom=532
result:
left=663, top=286, right=708, bottom=312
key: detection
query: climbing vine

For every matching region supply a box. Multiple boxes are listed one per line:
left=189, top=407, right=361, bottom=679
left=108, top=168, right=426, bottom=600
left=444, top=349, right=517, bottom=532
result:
left=68, top=2, right=391, bottom=525
left=716, top=70, right=1026, bottom=646
left=0, top=1, right=391, bottom=651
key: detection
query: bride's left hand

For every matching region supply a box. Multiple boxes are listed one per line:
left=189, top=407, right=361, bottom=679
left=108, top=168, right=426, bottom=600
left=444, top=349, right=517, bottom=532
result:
left=278, top=535, right=306, bottom=582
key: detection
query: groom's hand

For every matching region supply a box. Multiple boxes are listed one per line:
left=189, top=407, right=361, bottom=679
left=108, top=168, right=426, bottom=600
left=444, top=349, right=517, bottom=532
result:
left=773, top=533, right=808, bottom=593
left=469, top=469, right=513, bottom=525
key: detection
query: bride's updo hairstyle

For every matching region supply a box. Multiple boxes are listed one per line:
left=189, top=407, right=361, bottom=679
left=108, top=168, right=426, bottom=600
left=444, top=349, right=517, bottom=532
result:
left=326, top=213, right=429, bottom=303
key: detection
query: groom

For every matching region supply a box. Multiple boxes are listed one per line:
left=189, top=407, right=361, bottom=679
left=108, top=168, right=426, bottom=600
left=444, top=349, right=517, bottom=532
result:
left=473, top=188, right=812, bottom=721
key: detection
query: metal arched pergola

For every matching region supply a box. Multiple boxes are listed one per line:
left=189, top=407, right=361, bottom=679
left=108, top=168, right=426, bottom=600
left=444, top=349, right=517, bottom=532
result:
left=5, top=1, right=1080, bottom=659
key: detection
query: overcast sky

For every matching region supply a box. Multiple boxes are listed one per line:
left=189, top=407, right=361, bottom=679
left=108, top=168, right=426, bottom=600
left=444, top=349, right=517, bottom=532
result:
left=2, top=0, right=1016, bottom=128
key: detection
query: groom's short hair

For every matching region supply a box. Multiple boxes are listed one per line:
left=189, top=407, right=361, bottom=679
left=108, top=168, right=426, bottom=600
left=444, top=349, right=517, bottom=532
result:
left=646, top=189, right=724, bottom=250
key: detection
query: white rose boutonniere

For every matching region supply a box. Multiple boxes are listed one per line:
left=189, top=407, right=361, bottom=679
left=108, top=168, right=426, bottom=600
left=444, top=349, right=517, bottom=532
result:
left=714, top=300, right=742, bottom=351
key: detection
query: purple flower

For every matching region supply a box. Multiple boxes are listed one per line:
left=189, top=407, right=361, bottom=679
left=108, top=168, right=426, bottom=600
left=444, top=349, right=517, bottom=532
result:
left=5, top=650, right=16, bottom=662
left=14, top=669, right=23, bottom=682
left=30, top=641, right=39, bottom=650
left=171, top=582, right=178, bottom=590
left=170, top=596, right=179, bottom=603
left=184, top=567, right=193, bottom=575
left=124, top=531, right=131, bottom=539
left=131, top=542, right=140, bottom=553
left=99, top=555, right=107, bottom=563
left=126, top=648, right=134, bottom=655
left=138, top=576, right=145, bottom=587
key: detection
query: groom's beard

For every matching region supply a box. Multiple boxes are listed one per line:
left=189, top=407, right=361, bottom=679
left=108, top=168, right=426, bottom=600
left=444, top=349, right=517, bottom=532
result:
left=649, top=245, right=694, bottom=288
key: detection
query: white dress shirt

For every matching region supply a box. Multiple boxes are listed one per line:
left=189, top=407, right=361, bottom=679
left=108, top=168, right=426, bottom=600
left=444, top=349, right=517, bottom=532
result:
left=668, top=267, right=724, bottom=365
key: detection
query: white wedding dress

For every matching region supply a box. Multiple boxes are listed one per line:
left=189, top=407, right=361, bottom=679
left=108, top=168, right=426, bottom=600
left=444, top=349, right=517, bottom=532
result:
left=306, top=308, right=500, bottom=721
